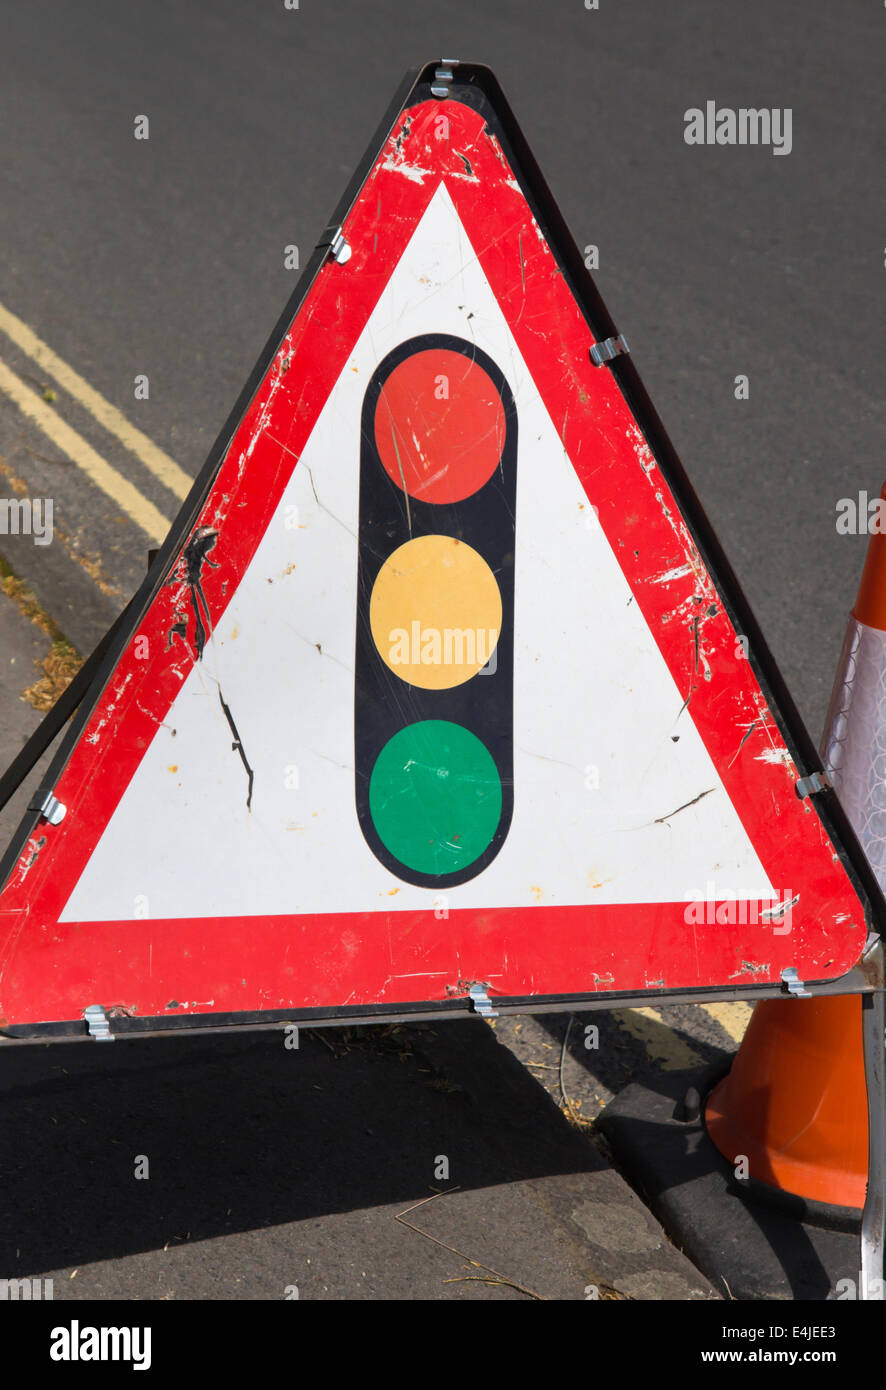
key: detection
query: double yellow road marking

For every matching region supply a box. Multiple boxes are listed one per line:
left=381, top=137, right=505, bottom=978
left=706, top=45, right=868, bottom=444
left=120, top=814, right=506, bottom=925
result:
left=617, top=1001, right=751, bottom=1070
left=0, top=302, right=190, bottom=545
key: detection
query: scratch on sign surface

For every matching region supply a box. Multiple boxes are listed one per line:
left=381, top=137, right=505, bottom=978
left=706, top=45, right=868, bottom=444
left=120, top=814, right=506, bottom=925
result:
left=654, top=788, right=715, bottom=824
left=217, top=688, right=255, bottom=811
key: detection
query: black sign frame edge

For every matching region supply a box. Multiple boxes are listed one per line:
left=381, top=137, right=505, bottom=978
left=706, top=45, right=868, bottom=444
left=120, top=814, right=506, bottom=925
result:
left=0, top=951, right=876, bottom=1043
left=0, top=58, right=881, bottom=1038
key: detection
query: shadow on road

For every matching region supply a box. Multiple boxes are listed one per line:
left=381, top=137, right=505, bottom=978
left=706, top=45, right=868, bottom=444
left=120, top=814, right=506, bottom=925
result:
left=0, top=1018, right=606, bottom=1276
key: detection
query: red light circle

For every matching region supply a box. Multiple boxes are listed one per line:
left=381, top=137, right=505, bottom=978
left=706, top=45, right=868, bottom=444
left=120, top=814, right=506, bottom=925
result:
left=374, top=348, right=506, bottom=505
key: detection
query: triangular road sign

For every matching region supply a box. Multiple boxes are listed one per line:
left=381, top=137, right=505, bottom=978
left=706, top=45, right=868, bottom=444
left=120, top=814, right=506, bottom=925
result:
left=0, top=62, right=881, bottom=1035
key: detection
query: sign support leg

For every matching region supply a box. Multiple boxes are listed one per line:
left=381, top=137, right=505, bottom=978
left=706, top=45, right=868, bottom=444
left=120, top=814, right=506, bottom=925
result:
left=861, top=959, right=886, bottom=1300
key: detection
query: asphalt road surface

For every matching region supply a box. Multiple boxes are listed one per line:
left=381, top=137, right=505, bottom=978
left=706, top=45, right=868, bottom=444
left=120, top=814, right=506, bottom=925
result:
left=0, top=0, right=884, bottom=1302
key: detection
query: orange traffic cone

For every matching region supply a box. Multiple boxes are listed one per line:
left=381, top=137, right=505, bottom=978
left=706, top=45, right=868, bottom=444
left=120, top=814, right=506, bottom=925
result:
left=705, top=484, right=886, bottom=1212
left=705, top=995, right=866, bottom=1209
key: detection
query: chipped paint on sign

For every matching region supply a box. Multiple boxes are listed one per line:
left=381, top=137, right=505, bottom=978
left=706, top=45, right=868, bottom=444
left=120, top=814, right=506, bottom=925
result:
left=381, top=156, right=432, bottom=184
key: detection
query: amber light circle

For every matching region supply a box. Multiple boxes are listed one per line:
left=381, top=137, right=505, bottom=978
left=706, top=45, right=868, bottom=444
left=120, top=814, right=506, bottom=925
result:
left=374, top=349, right=505, bottom=505
left=369, top=535, right=502, bottom=689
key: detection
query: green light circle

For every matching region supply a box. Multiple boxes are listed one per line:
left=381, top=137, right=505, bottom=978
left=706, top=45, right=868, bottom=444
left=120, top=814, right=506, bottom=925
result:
left=369, top=720, right=502, bottom=877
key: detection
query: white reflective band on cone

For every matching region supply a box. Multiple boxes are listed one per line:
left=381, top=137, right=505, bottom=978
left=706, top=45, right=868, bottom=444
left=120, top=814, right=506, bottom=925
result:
left=821, top=616, right=886, bottom=887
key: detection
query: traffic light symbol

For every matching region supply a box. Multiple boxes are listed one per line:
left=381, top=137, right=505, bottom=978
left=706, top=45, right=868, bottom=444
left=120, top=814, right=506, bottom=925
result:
left=355, top=333, right=517, bottom=888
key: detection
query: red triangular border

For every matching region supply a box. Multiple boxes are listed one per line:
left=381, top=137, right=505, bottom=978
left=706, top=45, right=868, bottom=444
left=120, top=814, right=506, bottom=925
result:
left=0, top=73, right=871, bottom=1027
